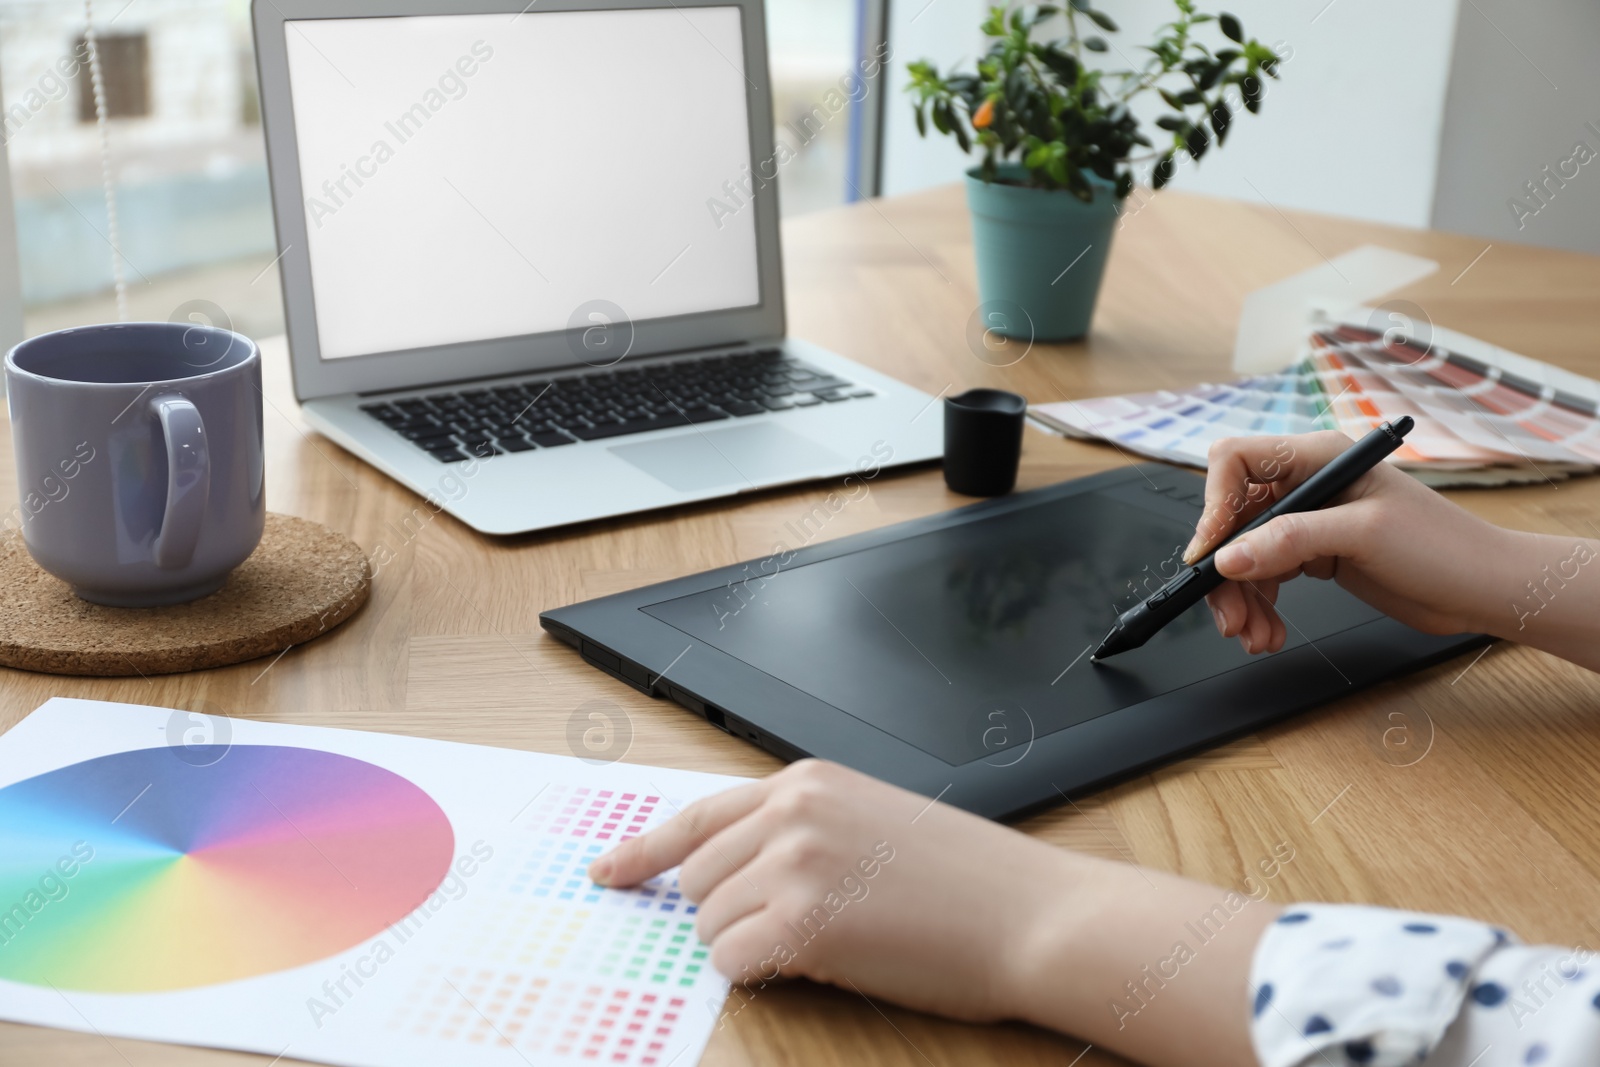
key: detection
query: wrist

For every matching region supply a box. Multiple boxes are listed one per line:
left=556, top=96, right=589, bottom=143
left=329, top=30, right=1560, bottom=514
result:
left=1002, top=847, right=1126, bottom=1034
left=1472, top=526, right=1563, bottom=640
left=1000, top=848, right=1284, bottom=1067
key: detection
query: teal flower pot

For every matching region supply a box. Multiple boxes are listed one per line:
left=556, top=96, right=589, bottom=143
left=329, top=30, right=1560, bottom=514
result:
left=965, top=164, right=1119, bottom=342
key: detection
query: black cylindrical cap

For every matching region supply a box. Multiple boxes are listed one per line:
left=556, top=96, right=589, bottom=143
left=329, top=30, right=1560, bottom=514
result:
left=943, top=388, right=1027, bottom=496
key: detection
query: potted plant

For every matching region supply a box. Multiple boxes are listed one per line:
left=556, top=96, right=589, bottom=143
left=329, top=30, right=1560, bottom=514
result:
left=908, top=1, right=1283, bottom=341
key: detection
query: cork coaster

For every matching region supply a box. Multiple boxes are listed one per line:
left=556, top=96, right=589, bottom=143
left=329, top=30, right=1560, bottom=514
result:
left=0, top=513, right=370, bottom=677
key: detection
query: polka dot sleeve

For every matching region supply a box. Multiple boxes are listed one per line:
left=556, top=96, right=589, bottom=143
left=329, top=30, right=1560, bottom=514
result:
left=1249, top=904, right=1600, bottom=1067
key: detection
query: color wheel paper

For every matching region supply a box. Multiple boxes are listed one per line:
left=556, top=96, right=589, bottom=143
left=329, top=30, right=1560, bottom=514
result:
left=0, top=698, right=745, bottom=1067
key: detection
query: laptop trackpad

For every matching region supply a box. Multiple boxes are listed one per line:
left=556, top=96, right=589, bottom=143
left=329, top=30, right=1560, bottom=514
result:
left=610, top=423, right=846, bottom=492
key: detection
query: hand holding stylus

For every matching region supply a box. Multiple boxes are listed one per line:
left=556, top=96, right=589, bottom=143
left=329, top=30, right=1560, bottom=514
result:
left=1189, top=430, right=1552, bottom=656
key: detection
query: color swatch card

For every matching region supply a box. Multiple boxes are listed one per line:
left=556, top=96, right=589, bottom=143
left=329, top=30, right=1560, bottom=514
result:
left=0, top=698, right=746, bottom=1067
left=1031, top=312, right=1600, bottom=488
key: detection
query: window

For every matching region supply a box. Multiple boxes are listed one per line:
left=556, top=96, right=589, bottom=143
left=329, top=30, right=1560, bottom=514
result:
left=1, top=1, right=276, bottom=341
left=1, top=1, right=886, bottom=347
left=74, top=32, right=149, bottom=122
left=767, top=0, right=874, bottom=215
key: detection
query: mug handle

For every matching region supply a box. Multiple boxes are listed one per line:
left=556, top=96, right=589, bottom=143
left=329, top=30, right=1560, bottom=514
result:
left=150, top=394, right=211, bottom=570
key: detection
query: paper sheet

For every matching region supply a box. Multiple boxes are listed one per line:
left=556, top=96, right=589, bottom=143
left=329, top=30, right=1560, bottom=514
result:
left=1232, top=245, right=1439, bottom=374
left=0, top=698, right=744, bottom=1067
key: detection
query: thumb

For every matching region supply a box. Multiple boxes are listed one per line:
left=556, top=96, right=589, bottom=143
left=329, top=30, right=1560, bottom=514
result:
left=1214, top=510, right=1364, bottom=580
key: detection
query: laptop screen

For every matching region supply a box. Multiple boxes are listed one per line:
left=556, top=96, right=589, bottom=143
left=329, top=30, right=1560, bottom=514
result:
left=282, top=8, right=762, bottom=361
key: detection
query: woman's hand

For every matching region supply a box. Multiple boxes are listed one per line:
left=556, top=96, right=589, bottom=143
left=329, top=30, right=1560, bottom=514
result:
left=1187, top=431, right=1516, bottom=654
left=590, top=760, right=1276, bottom=1067
left=589, top=759, right=1069, bottom=1023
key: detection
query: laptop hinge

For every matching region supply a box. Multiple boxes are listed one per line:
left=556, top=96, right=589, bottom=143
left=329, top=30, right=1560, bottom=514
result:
left=353, top=338, right=774, bottom=398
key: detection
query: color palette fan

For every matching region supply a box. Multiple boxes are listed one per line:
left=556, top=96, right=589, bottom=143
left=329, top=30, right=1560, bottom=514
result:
left=1031, top=316, right=1600, bottom=488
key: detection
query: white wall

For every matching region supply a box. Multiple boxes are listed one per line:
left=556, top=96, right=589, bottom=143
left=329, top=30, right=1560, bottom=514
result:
left=1097, top=0, right=1460, bottom=229
left=1430, top=0, right=1600, bottom=254
left=881, top=0, right=1600, bottom=255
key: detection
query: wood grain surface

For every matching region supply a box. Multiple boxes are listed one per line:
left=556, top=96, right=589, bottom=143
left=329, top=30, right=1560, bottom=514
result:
left=4, top=184, right=1599, bottom=1066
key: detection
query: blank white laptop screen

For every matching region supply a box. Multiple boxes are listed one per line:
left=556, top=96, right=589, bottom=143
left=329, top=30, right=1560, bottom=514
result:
left=283, top=8, right=762, bottom=361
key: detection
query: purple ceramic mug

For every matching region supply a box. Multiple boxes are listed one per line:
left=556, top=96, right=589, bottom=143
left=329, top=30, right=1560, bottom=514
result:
left=5, top=322, right=265, bottom=606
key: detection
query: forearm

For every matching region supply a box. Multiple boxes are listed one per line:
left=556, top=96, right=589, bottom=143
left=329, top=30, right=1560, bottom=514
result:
left=1475, top=529, right=1600, bottom=672
left=1010, top=850, right=1280, bottom=1067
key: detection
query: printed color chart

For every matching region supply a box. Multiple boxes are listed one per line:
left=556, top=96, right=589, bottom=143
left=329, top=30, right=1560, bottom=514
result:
left=390, top=784, right=709, bottom=1064
left=0, top=699, right=742, bottom=1067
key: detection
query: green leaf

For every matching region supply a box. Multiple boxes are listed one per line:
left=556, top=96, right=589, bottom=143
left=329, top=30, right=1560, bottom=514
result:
left=1159, top=88, right=1185, bottom=110
left=931, top=99, right=952, bottom=134
left=954, top=118, right=972, bottom=153
left=1084, top=35, right=1109, bottom=52
left=1210, top=100, right=1231, bottom=138
left=1086, top=9, right=1118, bottom=31
left=1151, top=152, right=1176, bottom=190
left=1241, top=74, right=1263, bottom=112
left=1038, top=47, right=1080, bottom=83
left=1177, top=89, right=1204, bottom=105
left=1154, top=114, right=1184, bottom=131
left=1185, top=123, right=1210, bottom=160
left=1219, top=13, right=1243, bottom=42
left=1068, top=0, right=1091, bottom=10
left=1116, top=171, right=1135, bottom=199
left=1028, top=4, right=1062, bottom=27
left=914, top=103, right=927, bottom=137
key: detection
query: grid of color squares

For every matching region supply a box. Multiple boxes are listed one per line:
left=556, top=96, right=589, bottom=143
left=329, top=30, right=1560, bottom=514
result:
left=392, top=965, right=697, bottom=1065
left=379, top=781, right=723, bottom=1062
left=457, top=897, right=708, bottom=984
left=512, top=783, right=693, bottom=910
left=535, top=783, right=659, bottom=843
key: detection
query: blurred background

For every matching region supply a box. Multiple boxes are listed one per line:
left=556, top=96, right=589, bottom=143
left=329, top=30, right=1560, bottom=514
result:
left=0, top=0, right=868, bottom=343
left=2, top=0, right=1599, bottom=346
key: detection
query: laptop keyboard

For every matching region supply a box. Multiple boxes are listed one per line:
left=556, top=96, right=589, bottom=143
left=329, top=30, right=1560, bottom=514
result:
left=359, top=347, right=875, bottom=463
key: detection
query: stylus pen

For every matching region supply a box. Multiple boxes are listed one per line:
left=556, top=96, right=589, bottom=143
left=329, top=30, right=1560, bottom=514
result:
left=1090, top=416, right=1415, bottom=661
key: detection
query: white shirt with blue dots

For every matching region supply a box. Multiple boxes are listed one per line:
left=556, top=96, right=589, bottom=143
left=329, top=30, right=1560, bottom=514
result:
left=1251, top=904, right=1597, bottom=1066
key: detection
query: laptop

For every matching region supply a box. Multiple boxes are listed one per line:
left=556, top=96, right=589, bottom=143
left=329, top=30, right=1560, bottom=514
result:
left=251, top=0, right=941, bottom=535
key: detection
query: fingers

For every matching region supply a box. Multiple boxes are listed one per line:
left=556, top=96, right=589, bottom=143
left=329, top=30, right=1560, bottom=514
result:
left=694, top=869, right=769, bottom=944
left=707, top=909, right=785, bottom=984
left=1210, top=578, right=1292, bottom=653
left=677, top=808, right=772, bottom=902
left=1186, top=431, right=1357, bottom=562
left=1214, top=507, right=1370, bottom=583
left=591, top=780, right=767, bottom=888
left=1240, top=580, right=1286, bottom=654
left=1208, top=583, right=1248, bottom=638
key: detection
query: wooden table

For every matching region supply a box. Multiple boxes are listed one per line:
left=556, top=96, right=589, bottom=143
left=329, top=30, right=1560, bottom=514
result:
left=5, top=184, right=1600, bottom=1066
